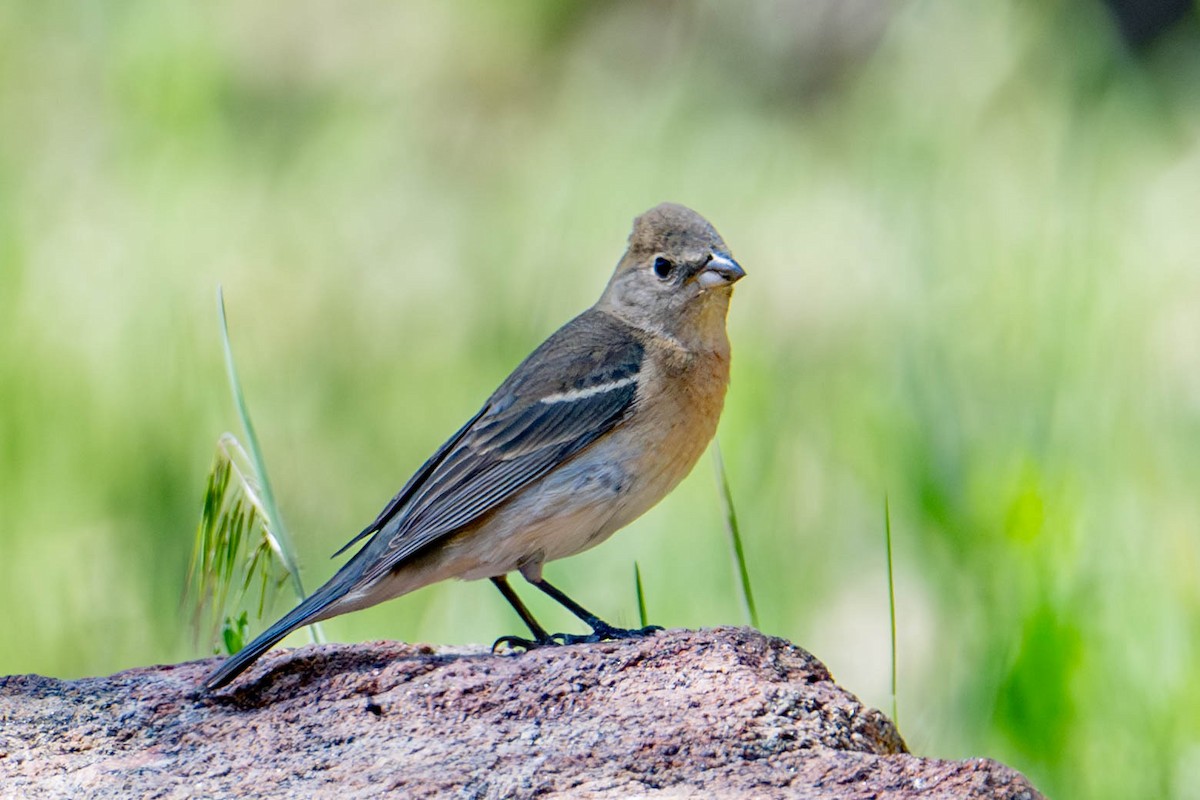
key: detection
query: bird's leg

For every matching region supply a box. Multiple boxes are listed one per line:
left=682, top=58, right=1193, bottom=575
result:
left=526, top=576, right=663, bottom=645
left=490, top=576, right=557, bottom=652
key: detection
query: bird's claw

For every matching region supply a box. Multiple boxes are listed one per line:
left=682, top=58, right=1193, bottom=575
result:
left=492, top=635, right=554, bottom=653
left=553, top=624, right=664, bottom=646
left=493, top=625, right=662, bottom=652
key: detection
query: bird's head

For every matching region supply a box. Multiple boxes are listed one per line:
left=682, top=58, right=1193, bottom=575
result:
left=598, top=203, right=745, bottom=348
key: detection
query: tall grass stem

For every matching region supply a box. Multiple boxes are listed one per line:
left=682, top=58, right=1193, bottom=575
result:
left=884, top=495, right=898, bottom=727
left=217, top=287, right=323, bottom=644
left=713, top=441, right=759, bottom=629
left=634, top=562, right=649, bottom=629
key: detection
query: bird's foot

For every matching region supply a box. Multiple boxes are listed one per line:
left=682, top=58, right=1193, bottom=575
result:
left=493, top=623, right=663, bottom=652
left=552, top=623, right=663, bottom=646
left=492, top=634, right=556, bottom=653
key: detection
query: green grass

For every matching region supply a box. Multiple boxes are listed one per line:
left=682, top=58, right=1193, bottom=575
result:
left=884, top=495, right=898, bottom=729
left=215, top=288, right=311, bottom=616
left=1, top=3, right=1197, bottom=798
left=183, top=291, right=322, bottom=653
left=634, top=563, right=648, bottom=630
left=713, top=442, right=759, bottom=629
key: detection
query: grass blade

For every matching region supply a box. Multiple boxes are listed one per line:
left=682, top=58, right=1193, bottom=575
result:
left=217, top=288, right=304, bottom=593
left=884, top=494, right=899, bottom=727
left=712, top=440, right=759, bottom=629
left=634, top=562, right=648, bottom=629
left=216, top=287, right=323, bottom=644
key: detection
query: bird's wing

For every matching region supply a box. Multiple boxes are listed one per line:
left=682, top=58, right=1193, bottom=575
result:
left=345, top=309, right=645, bottom=585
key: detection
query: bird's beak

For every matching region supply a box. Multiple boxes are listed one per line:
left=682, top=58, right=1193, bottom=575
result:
left=696, top=254, right=746, bottom=289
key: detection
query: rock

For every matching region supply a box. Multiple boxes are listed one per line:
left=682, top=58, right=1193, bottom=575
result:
left=0, top=627, right=1042, bottom=799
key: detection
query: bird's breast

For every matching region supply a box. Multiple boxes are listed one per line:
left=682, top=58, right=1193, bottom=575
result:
left=618, top=346, right=731, bottom=514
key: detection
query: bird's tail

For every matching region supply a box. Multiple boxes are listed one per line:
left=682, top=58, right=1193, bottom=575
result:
left=202, top=583, right=344, bottom=691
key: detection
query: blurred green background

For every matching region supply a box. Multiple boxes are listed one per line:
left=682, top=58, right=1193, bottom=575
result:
left=3, top=1, right=1199, bottom=796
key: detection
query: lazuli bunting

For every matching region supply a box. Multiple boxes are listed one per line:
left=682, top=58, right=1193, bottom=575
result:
left=205, top=202, right=745, bottom=690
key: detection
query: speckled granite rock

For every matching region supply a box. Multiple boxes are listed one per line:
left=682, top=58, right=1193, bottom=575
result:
left=0, top=627, right=1043, bottom=799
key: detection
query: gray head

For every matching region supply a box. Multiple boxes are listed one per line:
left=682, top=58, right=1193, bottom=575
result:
left=598, top=203, right=744, bottom=344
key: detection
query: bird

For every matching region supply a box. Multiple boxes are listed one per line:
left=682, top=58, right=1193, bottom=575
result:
left=204, top=202, right=745, bottom=691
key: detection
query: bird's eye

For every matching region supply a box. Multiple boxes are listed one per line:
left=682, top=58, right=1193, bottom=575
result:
left=652, top=256, right=674, bottom=281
